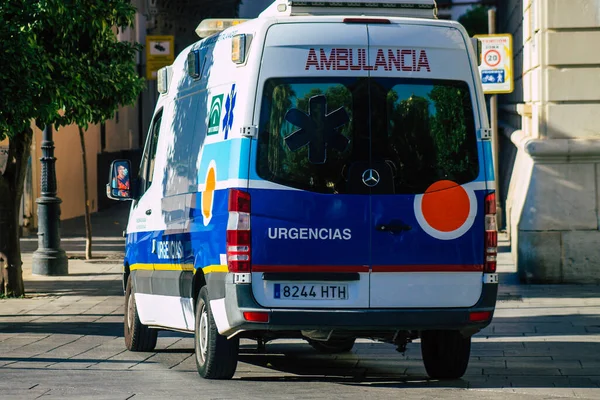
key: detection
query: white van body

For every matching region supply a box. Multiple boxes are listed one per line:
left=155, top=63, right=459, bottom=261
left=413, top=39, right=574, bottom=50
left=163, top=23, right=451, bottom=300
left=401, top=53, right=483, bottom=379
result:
left=113, top=0, right=498, bottom=380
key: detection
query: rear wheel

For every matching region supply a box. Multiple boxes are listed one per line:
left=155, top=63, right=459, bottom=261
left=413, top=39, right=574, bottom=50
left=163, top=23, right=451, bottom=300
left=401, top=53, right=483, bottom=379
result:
left=421, top=330, right=471, bottom=379
left=308, top=338, right=356, bottom=354
left=124, top=275, right=158, bottom=352
left=194, top=287, right=239, bottom=379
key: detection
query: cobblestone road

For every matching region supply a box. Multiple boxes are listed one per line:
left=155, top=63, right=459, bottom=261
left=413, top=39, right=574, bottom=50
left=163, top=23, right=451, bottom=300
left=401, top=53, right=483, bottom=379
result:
left=1, top=253, right=599, bottom=399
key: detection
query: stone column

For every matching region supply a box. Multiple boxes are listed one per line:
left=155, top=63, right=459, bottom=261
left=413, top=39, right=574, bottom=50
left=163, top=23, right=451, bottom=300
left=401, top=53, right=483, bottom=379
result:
left=505, top=0, right=600, bottom=283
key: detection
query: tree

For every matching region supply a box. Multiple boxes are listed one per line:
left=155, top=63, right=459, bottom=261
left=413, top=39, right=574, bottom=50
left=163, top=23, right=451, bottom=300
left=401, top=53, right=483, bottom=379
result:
left=458, top=5, right=490, bottom=37
left=428, top=85, right=476, bottom=179
left=0, top=0, right=58, bottom=297
left=0, top=0, right=144, bottom=296
left=42, top=0, right=145, bottom=260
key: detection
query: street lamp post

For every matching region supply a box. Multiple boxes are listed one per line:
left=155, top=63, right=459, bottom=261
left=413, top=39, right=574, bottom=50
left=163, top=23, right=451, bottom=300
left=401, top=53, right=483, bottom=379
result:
left=32, top=126, right=68, bottom=275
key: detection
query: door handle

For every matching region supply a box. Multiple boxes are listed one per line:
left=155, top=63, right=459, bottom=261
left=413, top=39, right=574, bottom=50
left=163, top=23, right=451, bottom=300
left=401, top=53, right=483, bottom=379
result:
left=376, top=222, right=411, bottom=233
left=145, top=209, right=152, bottom=215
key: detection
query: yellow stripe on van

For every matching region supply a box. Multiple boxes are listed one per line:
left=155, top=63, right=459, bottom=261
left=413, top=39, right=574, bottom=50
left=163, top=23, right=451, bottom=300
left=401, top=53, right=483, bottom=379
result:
left=129, top=263, right=228, bottom=274
left=154, top=264, right=195, bottom=272
left=130, top=263, right=194, bottom=272
left=202, top=265, right=229, bottom=274
left=130, top=263, right=153, bottom=271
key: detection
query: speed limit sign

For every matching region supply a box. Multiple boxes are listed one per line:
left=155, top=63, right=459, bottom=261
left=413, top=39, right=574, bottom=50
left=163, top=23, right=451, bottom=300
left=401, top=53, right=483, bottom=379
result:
left=484, top=50, right=501, bottom=67
left=475, top=34, right=513, bottom=94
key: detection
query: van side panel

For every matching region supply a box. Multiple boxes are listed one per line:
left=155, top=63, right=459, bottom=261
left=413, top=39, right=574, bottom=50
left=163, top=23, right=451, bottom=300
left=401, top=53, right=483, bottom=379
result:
left=126, top=29, right=255, bottom=331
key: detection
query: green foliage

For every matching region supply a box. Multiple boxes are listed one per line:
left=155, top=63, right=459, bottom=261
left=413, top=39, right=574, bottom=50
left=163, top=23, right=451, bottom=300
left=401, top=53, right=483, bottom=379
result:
left=428, top=85, right=474, bottom=177
left=387, top=85, right=477, bottom=189
left=261, top=80, right=478, bottom=194
left=268, top=84, right=353, bottom=191
left=0, top=1, right=56, bottom=140
left=388, top=94, right=435, bottom=187
left=0, top=0, right=144, bottom=140
left=458, top=5, right=490, bottom=37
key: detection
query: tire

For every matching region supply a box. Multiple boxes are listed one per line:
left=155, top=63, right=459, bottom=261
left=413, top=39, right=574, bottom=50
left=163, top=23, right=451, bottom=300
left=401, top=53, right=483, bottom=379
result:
left=421, top=330, right=471, bottom=379
left=124, top=275, right=158, bottom=352
left=194, top=287, right=239, bottom=379
left=308, top=338, right=356, bottom=354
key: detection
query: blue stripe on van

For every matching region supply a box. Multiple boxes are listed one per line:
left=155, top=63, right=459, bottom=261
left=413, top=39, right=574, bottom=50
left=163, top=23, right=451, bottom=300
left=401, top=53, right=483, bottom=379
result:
left=126, top=187, right=489, bottom=270
left=197, top=138, right=253, bottom=184
left=481, top=140, right=495, bottom=182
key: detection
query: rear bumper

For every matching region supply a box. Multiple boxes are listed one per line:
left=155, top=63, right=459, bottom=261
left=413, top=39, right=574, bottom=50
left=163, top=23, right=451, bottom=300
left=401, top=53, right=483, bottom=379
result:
left=219, top=279, right=498, bottom=337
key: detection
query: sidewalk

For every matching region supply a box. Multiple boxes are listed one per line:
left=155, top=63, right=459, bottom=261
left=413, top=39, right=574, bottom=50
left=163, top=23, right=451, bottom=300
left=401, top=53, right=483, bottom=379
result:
left=20, top=202, right=130, bottom=256
left=2, top=233, right=599, bottom=399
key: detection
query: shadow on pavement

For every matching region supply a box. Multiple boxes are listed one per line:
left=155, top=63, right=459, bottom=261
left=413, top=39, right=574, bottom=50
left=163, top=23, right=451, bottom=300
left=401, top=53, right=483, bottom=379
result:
left=63, top=272, right=121, bottom=277
left=0, top=322, right=122, bottom=336
left=237, top=341, right=600, bottom=389
left=24, top=279, right=122, bottom=297
left=0, top=357, right=136, bottom=365
left=20, top=238, right=125, bottom=254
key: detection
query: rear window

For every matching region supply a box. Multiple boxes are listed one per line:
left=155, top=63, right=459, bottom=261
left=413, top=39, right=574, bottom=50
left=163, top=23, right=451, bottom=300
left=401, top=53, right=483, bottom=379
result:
left=257, top=78, right=479, bottom=195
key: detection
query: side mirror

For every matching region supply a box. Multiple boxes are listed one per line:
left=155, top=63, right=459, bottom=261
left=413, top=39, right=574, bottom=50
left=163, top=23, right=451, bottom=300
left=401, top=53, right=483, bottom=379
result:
left=107, top=159, right=134, bottom=201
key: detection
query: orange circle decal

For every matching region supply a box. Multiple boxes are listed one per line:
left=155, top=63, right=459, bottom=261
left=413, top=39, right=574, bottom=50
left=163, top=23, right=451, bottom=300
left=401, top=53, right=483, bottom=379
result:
left=202, top=164, right=216, bottom=223
left=421, top=180, right=470, bottom=233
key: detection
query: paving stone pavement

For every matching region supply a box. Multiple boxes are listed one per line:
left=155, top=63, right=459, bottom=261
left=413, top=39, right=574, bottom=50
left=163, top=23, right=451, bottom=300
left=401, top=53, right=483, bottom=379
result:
left=1, top=248, right=599, bottom=399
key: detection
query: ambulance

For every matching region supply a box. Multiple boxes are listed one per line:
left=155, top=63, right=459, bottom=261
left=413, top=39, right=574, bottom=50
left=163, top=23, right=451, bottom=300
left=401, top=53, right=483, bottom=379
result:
left=107, top=0, right=498, bottom=380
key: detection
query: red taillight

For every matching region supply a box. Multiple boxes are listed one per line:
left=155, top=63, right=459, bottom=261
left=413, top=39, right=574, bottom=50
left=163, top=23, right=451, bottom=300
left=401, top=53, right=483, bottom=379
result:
left=229, top=188, right=251, bottom=213
left=227, top=189, right=251, bottom=273
left=469, top=311, right=492, bottom=322
left=484, top=193, right=497, bottom=273
left=485, top=192, right=497, bottom=214
left=243, top=312, right=269, bottom=323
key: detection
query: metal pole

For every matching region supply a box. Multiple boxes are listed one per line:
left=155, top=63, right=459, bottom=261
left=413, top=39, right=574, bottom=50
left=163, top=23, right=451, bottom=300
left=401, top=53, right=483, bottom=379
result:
left=32, top=126, right=68, bottom=276
left=488, top=9, right=502, bottom=229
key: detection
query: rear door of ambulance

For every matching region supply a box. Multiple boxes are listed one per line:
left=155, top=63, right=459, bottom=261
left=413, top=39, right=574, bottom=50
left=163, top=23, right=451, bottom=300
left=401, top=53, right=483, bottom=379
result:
left=367, top=22, right=486, bottom=308
left=249, top=21, right=371, bottom=308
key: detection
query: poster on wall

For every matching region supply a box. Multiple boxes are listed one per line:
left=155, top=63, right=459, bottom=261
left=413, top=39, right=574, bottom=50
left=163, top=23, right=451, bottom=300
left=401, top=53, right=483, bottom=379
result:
left=0, top=147, right=8, bottom=174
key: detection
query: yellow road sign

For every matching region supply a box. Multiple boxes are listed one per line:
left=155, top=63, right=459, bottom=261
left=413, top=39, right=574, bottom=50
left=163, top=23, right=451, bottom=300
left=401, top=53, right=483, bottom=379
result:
left=474, top=34, right=514, bottom=94
left=146, top=35, right=174, bottom=80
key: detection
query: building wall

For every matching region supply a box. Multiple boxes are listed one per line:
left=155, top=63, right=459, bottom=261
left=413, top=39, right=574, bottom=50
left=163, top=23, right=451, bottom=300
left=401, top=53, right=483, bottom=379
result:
left=31, top=123, right=102, bottom=224
left=239, top=0, right=271, bottom=18
left=502, top=0, right=600, bottom=283
left=498, top=0, right=524, bottom=131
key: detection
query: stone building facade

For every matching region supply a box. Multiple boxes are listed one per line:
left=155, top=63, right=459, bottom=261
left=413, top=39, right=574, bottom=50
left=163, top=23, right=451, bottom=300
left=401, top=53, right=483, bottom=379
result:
left=498, top=0, right=600, bottom=283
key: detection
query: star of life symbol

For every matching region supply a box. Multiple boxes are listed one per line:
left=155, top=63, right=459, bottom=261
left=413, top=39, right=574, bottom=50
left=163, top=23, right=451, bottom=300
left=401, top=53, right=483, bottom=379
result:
left=222, top=84, right=237, bottom=140
left=284, top=94, right=350, bottom=164
left=362, top=169, right=380, bottom=187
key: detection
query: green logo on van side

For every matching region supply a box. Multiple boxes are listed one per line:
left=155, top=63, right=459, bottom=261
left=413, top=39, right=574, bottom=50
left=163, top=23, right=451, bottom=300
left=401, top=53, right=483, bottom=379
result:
left=208, top=94, right=224, bottom=135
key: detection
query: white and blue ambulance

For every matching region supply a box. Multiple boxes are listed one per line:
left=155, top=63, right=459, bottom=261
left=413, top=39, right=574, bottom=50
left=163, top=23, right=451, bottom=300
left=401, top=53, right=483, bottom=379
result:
left=107, top=0, right=498, bottom=380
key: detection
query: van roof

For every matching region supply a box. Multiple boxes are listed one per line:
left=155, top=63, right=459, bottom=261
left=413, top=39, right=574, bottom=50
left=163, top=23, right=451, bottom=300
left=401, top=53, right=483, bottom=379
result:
left=259, top=0, right=438, bottom=19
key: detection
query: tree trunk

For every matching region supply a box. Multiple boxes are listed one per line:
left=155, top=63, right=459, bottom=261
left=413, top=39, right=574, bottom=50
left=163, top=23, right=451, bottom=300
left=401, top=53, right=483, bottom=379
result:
left=78, top=126, right=93, bottom=260
left=0, top=127, right=33, bottom=297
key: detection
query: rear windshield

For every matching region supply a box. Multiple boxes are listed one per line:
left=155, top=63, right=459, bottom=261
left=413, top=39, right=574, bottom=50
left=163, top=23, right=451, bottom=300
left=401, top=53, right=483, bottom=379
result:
left=257, top=77, right=479, bottom=194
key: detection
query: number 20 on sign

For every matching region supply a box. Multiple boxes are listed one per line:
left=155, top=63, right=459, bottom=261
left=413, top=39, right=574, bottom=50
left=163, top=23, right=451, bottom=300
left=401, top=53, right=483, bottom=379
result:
left=474, top=34, right=514, bottom=94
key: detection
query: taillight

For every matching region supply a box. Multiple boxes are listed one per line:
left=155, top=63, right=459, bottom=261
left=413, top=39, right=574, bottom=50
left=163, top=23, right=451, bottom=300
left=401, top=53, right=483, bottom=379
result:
left=243, top=312, right=269, bottom=323
left=227, top=189, right=251, bottom=273
left=469, top=311, right=492, bottom=322
left=484, top=193, right=497, bottom=273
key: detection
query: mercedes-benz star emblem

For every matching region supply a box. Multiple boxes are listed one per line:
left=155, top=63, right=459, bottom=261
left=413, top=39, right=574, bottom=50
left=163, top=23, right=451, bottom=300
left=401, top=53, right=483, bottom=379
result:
left=362, top=169, right=380, bottom=187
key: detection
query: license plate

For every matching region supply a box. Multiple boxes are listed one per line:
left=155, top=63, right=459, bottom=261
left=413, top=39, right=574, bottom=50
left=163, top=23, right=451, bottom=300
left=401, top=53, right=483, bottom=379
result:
left=273, top=283, right=348, bottom=300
